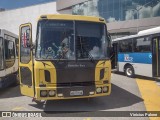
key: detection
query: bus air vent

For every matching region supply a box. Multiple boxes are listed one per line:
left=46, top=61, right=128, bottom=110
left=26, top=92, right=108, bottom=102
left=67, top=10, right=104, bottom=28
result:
left=100, top=69, right=105, bottom=80
left=44, top=70, right=51, bottom=82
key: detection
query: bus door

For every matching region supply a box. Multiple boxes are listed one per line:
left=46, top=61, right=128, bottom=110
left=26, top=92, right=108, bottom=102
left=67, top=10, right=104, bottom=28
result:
left=111, top=43, right=118, bottom=69
left=19, top=23, right=35, bottom=97
left=152, top=36, right=160, bottom=77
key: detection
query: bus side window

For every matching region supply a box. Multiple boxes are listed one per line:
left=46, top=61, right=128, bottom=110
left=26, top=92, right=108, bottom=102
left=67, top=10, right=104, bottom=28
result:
left=119, top=39, right=132, bottom=53
left=15, top=38, right=19, bottom=56
left=0, top=38, right=3, bottom=70
left=5, top=40, right=15, bottom=68
left=20, top=26, right=31, bottom=63
left=133, top=37, right=151, bottom=52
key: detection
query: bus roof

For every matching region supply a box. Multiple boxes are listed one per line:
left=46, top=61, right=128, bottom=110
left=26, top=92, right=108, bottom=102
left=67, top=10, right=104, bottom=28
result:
left=112, top=34, right=137, bottom=42
left=138, top=26, right=160, bottom=36
left=112, top=26, right=160, bottom=42
left=38, top=14, right=106, bottom=23
left=0, top=29, right=18, bottom=38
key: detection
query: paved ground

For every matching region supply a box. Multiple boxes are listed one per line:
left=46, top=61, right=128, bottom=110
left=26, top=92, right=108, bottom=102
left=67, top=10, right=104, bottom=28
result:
left=136, top=78, right=160, bottom=120
left=0, top=72, right=159, bottom=120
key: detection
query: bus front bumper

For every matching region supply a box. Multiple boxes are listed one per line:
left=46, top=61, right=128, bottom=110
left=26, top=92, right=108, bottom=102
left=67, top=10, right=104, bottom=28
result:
left=35, top=84, right=111, bottom=100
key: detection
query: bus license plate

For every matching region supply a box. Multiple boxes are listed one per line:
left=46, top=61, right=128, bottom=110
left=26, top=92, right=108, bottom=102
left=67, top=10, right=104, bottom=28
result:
left=70, top=90, right=83, bottom=96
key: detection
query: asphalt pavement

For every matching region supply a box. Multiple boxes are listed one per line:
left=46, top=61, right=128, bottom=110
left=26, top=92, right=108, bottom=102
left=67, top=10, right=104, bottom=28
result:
left=0, top=72, right=150, bottom=120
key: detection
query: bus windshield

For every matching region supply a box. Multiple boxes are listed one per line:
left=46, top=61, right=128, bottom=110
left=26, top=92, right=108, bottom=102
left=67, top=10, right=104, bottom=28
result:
left=76, top=22, right=109, bottom=60
left=36, top=20, right=109, bottom=60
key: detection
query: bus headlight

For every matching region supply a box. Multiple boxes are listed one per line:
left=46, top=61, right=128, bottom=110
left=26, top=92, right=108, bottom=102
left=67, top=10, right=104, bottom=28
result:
left=40, top=90, right=48, bottom=97
left=103, top=86, right=108, bottom=93
left=48, top=90, right=56, bottom=97
left=96, top=87, right=102, bottom=93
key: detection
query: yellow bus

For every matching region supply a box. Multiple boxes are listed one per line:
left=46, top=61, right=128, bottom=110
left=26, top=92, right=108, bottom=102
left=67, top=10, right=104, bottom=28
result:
left=19, top=14, right=111, bottom=101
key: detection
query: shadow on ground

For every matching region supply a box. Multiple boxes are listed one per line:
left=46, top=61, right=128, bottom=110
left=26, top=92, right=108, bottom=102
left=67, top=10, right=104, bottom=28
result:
left=0, top=84, right=22, bottom=99
left=112, top=71, right=155, bottom=81
left=111, top=71, right=126, bottom=76
left=29, top=83, right=143, bottom=115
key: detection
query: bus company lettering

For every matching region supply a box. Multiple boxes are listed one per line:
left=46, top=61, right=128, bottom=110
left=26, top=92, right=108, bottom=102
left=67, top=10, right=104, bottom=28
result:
left=67, top=64, right=86, bottom=68
left=124, top=54, right=133, bottom=62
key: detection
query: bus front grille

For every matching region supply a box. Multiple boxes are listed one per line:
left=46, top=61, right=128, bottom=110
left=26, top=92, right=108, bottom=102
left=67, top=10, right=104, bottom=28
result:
left=57, top=81, right=95, bottom=87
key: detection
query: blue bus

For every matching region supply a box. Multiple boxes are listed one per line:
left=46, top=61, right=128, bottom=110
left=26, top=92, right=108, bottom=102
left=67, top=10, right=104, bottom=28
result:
left=112, top=27, right=160, bottom=78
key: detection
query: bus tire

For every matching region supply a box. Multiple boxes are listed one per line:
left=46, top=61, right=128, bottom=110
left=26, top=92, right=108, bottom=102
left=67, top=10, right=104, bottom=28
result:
left=125, top=65, right=135, bottom=78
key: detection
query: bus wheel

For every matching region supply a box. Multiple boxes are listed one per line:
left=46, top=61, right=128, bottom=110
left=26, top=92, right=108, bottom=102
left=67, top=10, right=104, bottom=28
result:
left=125, top=65, right=135, bottom=78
